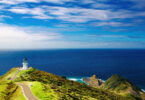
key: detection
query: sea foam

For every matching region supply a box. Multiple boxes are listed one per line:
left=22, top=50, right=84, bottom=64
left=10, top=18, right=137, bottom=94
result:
left=141, top=89, right=145, bottom=93
left=68, top=77, right=145, bottom=93
left=67, top=77, right=105, bottom=84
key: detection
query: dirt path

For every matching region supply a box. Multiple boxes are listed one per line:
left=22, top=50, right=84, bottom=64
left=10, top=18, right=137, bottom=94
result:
left=11, top=68, right=39, bottom=100
left=18, top=83, right=39, bottom=100
left=11, top=69, right=21, bottom=81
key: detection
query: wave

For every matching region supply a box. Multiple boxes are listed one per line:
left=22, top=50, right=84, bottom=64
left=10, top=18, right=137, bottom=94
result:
left=68, top=78, right=79, bottom=81
left=68, top=77, right=83, bottom=81
left=99, top=78, right=105, bottom=82
left=67, top=77, right=145, bottom=93
left=141, top=89, right=145, bottom=93
left=67, top=77, right=87, bottom=84
left=67, top=77, right=105, bottom=84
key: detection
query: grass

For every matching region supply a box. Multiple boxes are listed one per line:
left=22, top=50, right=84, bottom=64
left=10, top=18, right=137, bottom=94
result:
left=17, top=68, right=34, bottom=77
left=0, top=82, right=8, bottom=100
left=27, top=81, right=58, bottom=100
left=102, top=74, right=141, bottom=93
left=0, top=68, right=26, bottom=100
left=10, top=86, right=26, bottom=100
left=0, top=68, right=18, bottom=81
left=102, top=74, right=143, bottom=100
left=14, top=68, right=127, bottom=100
left=1, top=67, right=144, bottom=100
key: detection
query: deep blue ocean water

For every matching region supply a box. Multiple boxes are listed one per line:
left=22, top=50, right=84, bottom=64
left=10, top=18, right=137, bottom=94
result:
left=0, top=49, right=145, bottom=89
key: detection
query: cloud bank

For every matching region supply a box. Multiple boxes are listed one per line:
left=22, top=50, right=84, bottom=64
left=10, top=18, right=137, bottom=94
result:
left=0, top=0, right=145, bottom=49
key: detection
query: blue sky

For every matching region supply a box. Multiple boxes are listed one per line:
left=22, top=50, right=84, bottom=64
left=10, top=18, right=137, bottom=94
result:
left=0, top=0, right=145, bottom=49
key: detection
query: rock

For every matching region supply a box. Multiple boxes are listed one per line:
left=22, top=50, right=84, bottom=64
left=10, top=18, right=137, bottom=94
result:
left=83, top=75, right=103, bottom=87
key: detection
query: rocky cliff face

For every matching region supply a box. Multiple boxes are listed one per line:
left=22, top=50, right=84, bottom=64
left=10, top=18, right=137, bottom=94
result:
left=83, top=75, right=103, bottom=87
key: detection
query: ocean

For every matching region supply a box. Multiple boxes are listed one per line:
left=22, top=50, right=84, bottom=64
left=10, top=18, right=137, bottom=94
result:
left=0, top=49, right=145, bottom=89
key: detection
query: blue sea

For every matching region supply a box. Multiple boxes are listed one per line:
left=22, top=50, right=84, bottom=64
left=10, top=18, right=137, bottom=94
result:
left=0, top=49, right=145, bottom=90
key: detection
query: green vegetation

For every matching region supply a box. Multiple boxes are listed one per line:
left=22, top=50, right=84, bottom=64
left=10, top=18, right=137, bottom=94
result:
left=0, top=68, right=18, bottom=81
left=0, top=68, right=26, bottom=100
left=102, top=74, right=144, bottom=100
left=26, top=81, right=58, bottom=100
left=102, top=74, right=141, bottom=92
left=0, top=68, right=144, bottom=100
left=17, top=67, right=34, bottom=77
left=0, top=81, right=23, bottom=100
left=14, top=68, right=127, bottom=100
left=0, top=81, right=8, bottom=100
left=10, top=85, right=26, bottom=100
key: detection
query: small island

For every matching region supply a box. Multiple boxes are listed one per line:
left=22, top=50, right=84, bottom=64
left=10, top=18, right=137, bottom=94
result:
left=0, top=58, right=145, bottom=100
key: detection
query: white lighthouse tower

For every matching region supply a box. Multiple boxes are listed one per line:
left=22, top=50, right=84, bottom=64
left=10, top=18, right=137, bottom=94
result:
left=22, top=58, right=28, bottom=70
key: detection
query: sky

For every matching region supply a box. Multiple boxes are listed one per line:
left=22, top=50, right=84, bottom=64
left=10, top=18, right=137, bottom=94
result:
left=0, top=0, right=145, bottom=49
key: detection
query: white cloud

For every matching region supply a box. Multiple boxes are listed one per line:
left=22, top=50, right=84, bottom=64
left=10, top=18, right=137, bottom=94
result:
left=9, top=7, right=44, bottom=15
left=0, top=23, right=114, bottom=49
left=0, top=15, right=11, bottom=20
left=47, top=7, right=110, bottom=22
left=0, top=0, right=38, bottom=4
left=8, top=6, right=53, bottom=20
left=0, top=0, right=145, bottom=23
left=0, top=23, right=144, bottom=49
left=0, top=0, right=72, bottom=5
left=43, top=0, right=73, bottom=4
left=32, top=15, right=52, bottom=19
left=92, top=21, right=134, bottom=27
left=0, top=23, right=62, bottom=49
left=7, top=6, right=111, bottom=22
left=6, top=5, right=145, bottom=23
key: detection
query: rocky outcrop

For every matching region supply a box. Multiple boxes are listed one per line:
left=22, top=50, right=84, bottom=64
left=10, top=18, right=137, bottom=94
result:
left=83, top=75, right=103, bottom=87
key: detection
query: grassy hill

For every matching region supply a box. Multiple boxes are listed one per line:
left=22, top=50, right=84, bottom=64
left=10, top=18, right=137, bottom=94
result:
left=101, top=74, right=145, bottom=100
left=0, top=67, right=144, bottom=100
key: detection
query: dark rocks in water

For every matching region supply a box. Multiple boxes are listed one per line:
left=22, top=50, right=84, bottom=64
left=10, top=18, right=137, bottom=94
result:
left=83, top=75, right=103, bottom=87
left=61, top=76, right=66, bottom=79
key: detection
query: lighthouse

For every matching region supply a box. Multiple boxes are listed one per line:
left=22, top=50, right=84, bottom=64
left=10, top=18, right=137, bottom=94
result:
left=22, top=58, right=28, bottom=70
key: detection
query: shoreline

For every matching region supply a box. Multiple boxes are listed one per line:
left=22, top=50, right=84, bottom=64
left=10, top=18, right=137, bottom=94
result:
left=0, top=69, right=145, bottom=92
left=67, top=76, right=145, bottom=93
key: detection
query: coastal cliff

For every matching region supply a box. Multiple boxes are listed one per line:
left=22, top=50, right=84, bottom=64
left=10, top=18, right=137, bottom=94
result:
left=0, top=67, right=145, bottom=100
left=83, top=74, right=145, bottom=100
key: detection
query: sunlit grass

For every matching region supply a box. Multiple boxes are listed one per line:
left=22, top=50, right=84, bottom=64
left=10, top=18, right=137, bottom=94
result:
left=10, top=86, right=26, bottom=100
left=0, top=83, right=8, bottom=99
left=1, top=67, right=142, bottom=100
left=27, top=81, right=58, bottom=100
left=17, top=67, right=34, bottom=77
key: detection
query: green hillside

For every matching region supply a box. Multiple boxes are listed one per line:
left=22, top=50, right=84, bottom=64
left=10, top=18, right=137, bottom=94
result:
left=0, top=68, right=144, bottom=100
left=101, top=74, right=145, bottom=100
